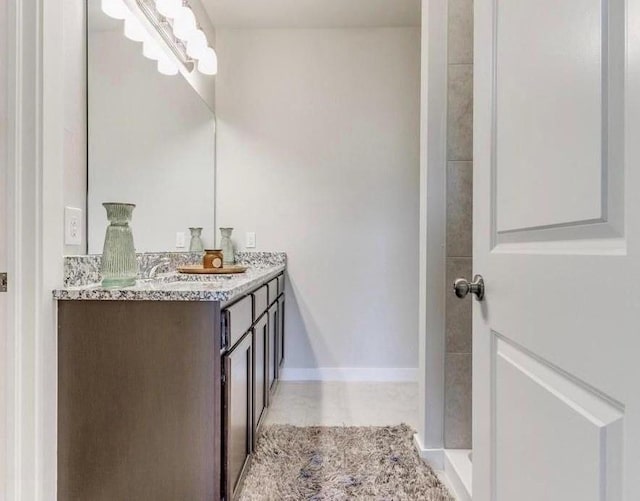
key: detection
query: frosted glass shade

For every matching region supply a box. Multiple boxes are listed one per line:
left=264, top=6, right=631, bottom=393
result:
left=173, top=7, right=196, bottom=41
left=142, top=39, right=163, bottom=61
left=124, top=15, right=146, bottom=42
left=102, top=0, right=128, bottom=19
left=198, top=47, right=218, bottom=75
left=158, top=57, right=179, bottom=75
left=186, top=29, right=208, bottom=59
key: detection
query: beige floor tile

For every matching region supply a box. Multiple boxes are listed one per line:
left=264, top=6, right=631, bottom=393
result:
left=263, top=381, right=419, bottom=429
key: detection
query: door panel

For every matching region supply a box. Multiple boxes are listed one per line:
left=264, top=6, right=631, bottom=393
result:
left=474, top=0, right=640, bottom=499
left=253, top=285, right=268, bottom=320
left=494, top=0, right=625, bottom=244
left=268, top=304, right=278, bottom=394
left=253, top=313, right=268, bottom=447
left=278, top=295, right=285, bottom=368
left=495, top=0, right=607, bottom=232
left=494, top=336, right=623, bottom=501
left=223, top=333, right=252, bottom=499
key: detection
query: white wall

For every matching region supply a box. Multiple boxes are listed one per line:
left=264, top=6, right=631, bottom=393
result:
left=216, top=28, right=421, bottom=373
left=63, top=0, right=87, bottom=255
left=87, top=30, right=216, bottom=253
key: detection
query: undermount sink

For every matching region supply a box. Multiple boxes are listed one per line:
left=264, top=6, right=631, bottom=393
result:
left=162, top=273, right=235, bottom=282
left=137, top=273, right=235, bottom=287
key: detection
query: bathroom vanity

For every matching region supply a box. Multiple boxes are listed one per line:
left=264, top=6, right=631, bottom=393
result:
left=54, top=253, right=286, bottom=500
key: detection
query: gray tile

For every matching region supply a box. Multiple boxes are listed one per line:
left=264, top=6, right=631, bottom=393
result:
left=447, top=161, right=473, bottom=257
left=448, top=0, right=474, bottom=64
left=444, top=353, right=472, bottom=449
left=446, top=257, right=472, bottom=353
left=448, top=64, right=473, bottom=161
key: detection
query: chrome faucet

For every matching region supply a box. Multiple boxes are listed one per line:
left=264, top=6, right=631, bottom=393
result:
left=141, top=256, right=171, bottom=279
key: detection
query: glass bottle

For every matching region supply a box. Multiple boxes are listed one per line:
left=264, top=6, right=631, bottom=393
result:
left=100, top=203, right=138, bottom=288
left=219, top=227, right=235, bottom=265
left=189, top=227, right=205, bottom=252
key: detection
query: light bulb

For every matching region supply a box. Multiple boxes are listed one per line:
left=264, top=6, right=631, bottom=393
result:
left=142, top=38, right=163, bottom=61
left=157, top=57, right=179, bottom=76
left=172, top=6, right=196, bottom=41
left=155, top=0, right=182, bottom=19
left=186, top=29, right=208, bottom=60
left=124, top=15, right=146, bottom=42
left=102, top=0, right=128, bottom=19
left=198, top=47, right=217, bottom=75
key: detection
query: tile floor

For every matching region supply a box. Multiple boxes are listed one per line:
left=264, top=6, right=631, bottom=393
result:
left=263, top=381, right=419, bottom=429
left=262, top=381, right=460, bottom=499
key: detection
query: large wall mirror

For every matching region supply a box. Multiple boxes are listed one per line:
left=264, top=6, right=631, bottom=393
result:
left=86, top=0, right=216, bottom=253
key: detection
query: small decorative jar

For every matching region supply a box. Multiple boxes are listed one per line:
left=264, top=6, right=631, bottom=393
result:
left=189, top=227, right=205, bottom=252
left=219, top=227, right=235, bottom=265
left=100, top=202, right=138, bottom=288
left=203, top=249, right=224, bottom=269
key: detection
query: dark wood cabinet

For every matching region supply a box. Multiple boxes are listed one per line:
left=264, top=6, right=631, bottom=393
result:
left=221, top=272, right=285, bottom=499
left=223, top=332, right=253, bottom=500
left=252, top=313, right=268, bottom=447
left=268, top=303, right=279, bottom=395
left=278, top=295, right=285, bottom=369
left=58, top=272, right=286, bottom=501
left=58, top=301, right=221, bottom=501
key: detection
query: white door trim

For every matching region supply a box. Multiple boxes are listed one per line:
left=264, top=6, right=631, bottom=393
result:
left=4, top=1, right=64, bottom=499
left=417, top=0, right=448, bottom=452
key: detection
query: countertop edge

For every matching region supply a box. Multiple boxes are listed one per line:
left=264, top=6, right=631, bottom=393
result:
left=53, top=265, right=286, bottom=302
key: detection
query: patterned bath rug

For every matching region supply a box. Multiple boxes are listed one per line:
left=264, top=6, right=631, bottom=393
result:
left=238, top=424, right=454, bottom=501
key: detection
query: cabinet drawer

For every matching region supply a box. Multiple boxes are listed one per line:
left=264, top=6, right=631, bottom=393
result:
left=223, top=295, right=253, bottom=350
left=267, top=278, right=278, bottom=305
left=277, top=274, right=285, bottom=295
left=252, top=285, right=268, bottom=320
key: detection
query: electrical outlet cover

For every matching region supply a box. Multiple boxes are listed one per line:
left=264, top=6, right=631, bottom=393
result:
left=64, top=207, right=82, bottom=246
left=246, top=232, right=256, bottom=248
left=176, top=232, right=186, bottom=248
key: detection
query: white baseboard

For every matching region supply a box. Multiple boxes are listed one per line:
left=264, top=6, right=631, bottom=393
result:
left=412, top=437, right=472, bottom=501
left=412, top=433, right=445, bottom=470
left=444, top=450, right=472, bottom=501
left=279, top=367, right=418, bottom=382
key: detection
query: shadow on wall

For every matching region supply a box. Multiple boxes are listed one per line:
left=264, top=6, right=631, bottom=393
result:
left=282, top=273, right=321, bottom=373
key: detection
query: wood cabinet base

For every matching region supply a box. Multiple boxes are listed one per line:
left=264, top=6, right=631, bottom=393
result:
left=58, top=301, right=221, bottom=501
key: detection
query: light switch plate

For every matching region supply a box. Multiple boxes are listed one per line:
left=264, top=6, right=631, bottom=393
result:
left=176, top=232, right=186, bottom=248
left=246, top=232, right=256, bottom=248
left=64, top=207, right=82, bottom=246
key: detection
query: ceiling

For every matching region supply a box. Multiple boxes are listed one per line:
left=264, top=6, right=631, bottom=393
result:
left=202, top=0, right=421, bottom=29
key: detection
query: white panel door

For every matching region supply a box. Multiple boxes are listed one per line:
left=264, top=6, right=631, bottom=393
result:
left=474, top=0, right=639, bottom=499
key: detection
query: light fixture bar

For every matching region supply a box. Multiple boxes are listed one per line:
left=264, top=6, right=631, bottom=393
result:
left=135, top=0, right=195, bottom=72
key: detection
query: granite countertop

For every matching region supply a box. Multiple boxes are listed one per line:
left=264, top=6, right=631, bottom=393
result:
left=53, top=264, right=285, bottom=302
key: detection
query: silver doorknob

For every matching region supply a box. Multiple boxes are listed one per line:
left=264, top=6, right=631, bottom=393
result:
left=453, top=275, right=485, bottom=301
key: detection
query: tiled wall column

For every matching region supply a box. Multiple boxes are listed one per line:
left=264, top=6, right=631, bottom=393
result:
left=444, top=0, right=473, bottom=450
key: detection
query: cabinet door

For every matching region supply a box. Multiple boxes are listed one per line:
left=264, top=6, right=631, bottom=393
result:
left=278, top=295, right=285, bottom=369
left=252, top=313, right=268, bottom=448
left=223, top=333, right=252, bottom=499
left=267, top=303, right=278, bottom=395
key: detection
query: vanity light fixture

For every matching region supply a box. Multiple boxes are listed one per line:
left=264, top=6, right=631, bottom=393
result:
left=102, top=0, right=128, bottom=19
left=101, top=0, right=217, bottom=76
